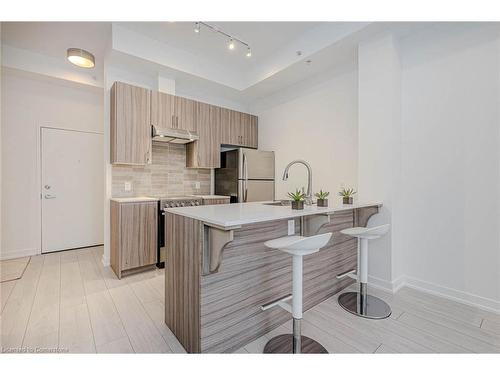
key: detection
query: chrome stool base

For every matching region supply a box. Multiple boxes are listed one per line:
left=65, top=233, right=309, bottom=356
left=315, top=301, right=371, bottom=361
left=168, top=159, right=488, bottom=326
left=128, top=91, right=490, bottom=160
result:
left=338, top=291, right=391, bottom=319
left=263, top=334, right=328, bottom=354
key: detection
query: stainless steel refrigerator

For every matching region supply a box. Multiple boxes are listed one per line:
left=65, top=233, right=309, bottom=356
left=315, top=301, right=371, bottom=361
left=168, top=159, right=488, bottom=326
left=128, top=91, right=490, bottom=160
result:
left=215, top=148, right=275, bottom=203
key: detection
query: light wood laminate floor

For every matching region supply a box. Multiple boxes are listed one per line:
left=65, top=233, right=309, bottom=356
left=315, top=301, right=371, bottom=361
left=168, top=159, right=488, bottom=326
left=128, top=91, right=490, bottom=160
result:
left=1, top=247, right=499, bottom=353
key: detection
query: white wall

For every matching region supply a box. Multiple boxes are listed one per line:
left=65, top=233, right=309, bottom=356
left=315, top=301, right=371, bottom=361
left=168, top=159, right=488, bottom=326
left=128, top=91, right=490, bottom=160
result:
left=1, top=68, right=104, bottom=259
left=257, top=61, right=358, bottom=201
left=397, top=24, right=500, bottom=309
left=357, top=24, right=500, bottom=311
left=357, top=34, right=402, bottom=288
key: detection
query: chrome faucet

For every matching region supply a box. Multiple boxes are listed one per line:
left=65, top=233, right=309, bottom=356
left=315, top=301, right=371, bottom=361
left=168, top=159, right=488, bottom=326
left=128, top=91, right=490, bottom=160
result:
left=282, top=160, right=313, bottom=205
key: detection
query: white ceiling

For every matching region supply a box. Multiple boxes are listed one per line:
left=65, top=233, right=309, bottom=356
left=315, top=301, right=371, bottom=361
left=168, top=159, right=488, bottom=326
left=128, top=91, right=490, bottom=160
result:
left=116, top=22, right=324, bottom=73
left=2, top=21, right=403, bottom=106
left=1, top=22, right=110, bottom=64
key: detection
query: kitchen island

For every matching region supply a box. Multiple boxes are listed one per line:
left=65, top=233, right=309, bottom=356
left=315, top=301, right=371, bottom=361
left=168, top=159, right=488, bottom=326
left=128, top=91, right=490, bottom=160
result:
left=164, top=201, right=381, bottom=353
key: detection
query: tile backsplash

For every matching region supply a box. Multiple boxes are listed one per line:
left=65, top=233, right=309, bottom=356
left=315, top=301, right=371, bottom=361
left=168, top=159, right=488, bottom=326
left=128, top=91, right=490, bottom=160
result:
left=112, top=143, right=211, bottom=197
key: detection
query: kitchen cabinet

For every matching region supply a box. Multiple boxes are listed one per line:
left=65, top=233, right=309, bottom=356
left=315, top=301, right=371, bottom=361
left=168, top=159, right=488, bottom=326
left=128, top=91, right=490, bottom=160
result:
left=110, top=200, right=157, bottom=279
left=202, top=197, right=230, bottom=205
left=110, top=82, right=151, bottom=165
left=186, top=102, right=221, bottom=168
left=241, top=113, right=258, bottom=148
left=151, top=91, right=175, bottom=130
left=220, top=108, right=258, bottom=149
left=151, top=91, right=196, bottom=132
left=175, top=96, right=197, bottom=132
left=220, top=108, right=232, bottom=145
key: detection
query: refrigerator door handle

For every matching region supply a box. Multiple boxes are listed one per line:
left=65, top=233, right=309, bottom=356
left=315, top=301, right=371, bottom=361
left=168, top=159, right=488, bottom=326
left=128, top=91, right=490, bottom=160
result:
left=243, top=153, right=248, bottom=202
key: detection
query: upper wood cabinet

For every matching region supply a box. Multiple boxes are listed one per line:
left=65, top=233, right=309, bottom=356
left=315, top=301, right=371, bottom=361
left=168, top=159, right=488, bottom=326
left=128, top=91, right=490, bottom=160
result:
left=220, top=108, right=232, bottom=145
left=110, top=82, right=152, bottom=165
left=111, top=81, right=258, bottom=167
left=151, top=91, right=197, bottom=132
left=186, top=103, right=221, bottom=168
left=174, top=96, right=197, bottom=132
left=151, top=91, right=175, bottom=130
left=220, top=109, right=258, bottom=149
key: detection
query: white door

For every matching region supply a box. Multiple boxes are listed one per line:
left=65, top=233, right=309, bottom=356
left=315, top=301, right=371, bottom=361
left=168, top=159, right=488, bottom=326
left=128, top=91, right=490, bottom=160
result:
left=41, top=128, right=104, bottom=253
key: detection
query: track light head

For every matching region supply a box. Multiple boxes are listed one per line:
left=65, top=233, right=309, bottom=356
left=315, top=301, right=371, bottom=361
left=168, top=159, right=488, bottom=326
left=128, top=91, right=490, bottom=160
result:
left=194, top=22, right=200, bottom=33
left=246, top=47, right=252, bottom=58
left=228, top=39, right=235, bottom=50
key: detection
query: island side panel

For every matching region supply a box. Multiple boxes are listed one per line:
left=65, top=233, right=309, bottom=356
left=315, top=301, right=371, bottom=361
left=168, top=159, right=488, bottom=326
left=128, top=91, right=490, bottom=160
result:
left=200, top=210, right=357, bottom=353
left=165, top=212, right=203, bottom=353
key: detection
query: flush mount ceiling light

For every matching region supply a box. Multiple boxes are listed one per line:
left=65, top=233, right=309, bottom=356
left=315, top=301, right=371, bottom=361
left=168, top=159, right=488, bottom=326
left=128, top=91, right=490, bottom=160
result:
left=67, top=48, right=95, bottom=68
left=193, top=22, right=252, bottom=58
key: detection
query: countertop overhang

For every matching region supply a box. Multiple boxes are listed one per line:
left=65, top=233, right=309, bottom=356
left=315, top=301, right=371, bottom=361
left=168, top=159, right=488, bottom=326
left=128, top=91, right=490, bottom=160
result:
left=165, top=201, right=382, bottom=229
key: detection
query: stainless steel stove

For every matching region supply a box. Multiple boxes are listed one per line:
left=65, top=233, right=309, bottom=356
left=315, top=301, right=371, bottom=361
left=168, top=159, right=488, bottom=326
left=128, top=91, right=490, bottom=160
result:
left=157, top=196, right=203, bottom=268
left=160, top=196, right=202, bottom=209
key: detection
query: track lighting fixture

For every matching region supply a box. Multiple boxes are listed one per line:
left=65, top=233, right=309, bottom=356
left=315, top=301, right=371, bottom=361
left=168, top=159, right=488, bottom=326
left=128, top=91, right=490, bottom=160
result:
left=193, top=22, right=251, bottom=58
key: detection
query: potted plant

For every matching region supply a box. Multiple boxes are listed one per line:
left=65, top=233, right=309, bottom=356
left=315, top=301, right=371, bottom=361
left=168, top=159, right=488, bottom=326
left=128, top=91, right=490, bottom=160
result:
left=339, top=187, right=356, bottom=204
left=315, top=190, right=330, bottom=207
left=288, top=189, right=306, bottom=210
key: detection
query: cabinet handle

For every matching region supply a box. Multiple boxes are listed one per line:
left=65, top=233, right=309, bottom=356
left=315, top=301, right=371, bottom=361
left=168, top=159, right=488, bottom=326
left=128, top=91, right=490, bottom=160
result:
left=172, top=115, right=175, bottom=127
left=176, top=116, right=179, bottom=128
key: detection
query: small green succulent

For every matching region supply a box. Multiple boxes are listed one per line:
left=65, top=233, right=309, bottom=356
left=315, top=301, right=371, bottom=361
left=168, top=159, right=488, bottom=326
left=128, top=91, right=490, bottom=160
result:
left=287, top=189, right=306, bottom=202
left=315, top=190, right=330, bottom=199
left=338, top=187, right=357, bottom=198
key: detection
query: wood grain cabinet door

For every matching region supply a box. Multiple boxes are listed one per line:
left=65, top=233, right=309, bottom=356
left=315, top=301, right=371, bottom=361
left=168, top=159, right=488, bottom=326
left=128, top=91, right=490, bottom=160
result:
left=151, top=91, right=175, bottom=130
left=220, top=108, right=232, bottom=145
left=120, top=202, right=157, bottom=271
left=186, top=103, right=221, bottom=168
left=229, top=110, right=243, bottom=146
left=175, top=96, right=197, bottom=132
left=248, top=114, right=258, bottom=148
left=110, top=82, right=151, bottom=165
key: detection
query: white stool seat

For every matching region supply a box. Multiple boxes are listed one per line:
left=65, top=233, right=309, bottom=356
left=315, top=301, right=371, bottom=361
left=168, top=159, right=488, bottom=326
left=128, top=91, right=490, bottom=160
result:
left=264, top=235, right=304, bottom=249
left=341, top=224, right=390, bottom=240
left=337, top=223, right=391, bottom=319
left=265, top=233, right=332, bottom=256
left=262, top=232, right=332, bottom=353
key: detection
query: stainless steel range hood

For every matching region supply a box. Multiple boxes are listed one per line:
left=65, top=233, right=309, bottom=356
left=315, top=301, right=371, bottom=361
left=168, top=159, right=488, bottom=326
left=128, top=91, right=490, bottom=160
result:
left=151, top=125, right=199, bottom=144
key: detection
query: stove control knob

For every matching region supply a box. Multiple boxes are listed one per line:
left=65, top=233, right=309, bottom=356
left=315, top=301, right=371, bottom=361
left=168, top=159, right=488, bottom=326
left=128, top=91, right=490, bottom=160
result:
left=180, top=202, right=186, bottom=207
left=195, top=201, right=200, bottom=206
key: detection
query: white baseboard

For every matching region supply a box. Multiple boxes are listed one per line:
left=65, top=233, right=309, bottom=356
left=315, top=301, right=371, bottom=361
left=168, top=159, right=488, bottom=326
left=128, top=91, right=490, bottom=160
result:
left=101, top=254, right=110, bottom=267
left=0, top=248, right=39, bottom=261
left=403, top=276, right=500, bottom=314
left=367, top=273, right=500, bottom=314
left=367, top=275, right=395, bottom=293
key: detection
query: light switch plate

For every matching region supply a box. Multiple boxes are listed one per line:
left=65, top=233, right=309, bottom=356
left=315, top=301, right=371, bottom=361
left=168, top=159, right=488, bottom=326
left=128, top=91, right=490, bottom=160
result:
left=288, top=220, right=295, bottom=235
left=124, top=181, right=132, bottom=191
left=195, top=181, right=200, bottom=189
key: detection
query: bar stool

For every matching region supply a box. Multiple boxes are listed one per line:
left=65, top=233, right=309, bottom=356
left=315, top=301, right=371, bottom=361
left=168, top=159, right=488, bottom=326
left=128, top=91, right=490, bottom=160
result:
left=261, top=232, right=332, bottom=354
left=337, top=224, right=391, bottom=319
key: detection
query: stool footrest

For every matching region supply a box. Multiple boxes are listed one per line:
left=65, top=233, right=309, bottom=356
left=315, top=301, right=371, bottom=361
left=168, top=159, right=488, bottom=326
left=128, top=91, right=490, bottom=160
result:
left=336, top=269, right=357, bottom=280
left=261, top=294, right=293, bottom=313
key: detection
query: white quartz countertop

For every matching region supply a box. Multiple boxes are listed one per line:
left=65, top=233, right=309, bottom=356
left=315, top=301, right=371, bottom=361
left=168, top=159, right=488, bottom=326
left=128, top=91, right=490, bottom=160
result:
left=165, top=201, right=382, bottom=228
left=110, top=197, right=159, bottom=203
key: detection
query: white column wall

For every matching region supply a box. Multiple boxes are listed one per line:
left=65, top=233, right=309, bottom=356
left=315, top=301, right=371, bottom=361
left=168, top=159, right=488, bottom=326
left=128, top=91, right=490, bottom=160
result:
left=357, top=34, right=402, bottom=289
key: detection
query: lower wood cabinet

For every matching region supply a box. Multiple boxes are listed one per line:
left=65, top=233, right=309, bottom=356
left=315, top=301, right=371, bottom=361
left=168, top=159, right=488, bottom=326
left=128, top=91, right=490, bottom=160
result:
left=202, top=197, right=230, bottom=205
left=110, top=200, right=157, bottom=279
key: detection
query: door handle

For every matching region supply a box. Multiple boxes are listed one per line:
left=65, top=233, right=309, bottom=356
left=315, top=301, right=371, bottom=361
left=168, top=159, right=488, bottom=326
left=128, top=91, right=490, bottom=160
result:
left=243, top=153, right=248, bottom=202
left=44, top=194, right=56, bottom=199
